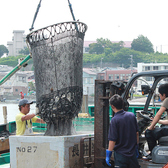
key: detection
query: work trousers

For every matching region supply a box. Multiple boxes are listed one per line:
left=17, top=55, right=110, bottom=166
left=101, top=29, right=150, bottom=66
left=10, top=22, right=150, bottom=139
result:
left=114, top=151, right=140, bottom=168
left=145, top=125, right=168, bottom=152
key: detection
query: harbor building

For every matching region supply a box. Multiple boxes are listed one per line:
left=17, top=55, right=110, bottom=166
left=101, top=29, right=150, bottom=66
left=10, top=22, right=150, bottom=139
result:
left=0, top=65, right=28, bottom=96
left=7, top=30, right=27, bottom=56
left=137, top=63, right=168, bottom=91
left=97, top=68, right=137, bottom=81
left=83, top=68, right=97, bottom=95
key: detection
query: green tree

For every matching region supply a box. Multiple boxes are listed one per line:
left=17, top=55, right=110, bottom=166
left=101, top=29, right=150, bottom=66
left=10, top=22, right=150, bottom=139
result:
left=104, top=48, right=112, bottom=56
left=111, top=41, right=124, bottom=52
left=19, top=47, right=30, bottom=55
left=28, top=82, right=36, bottom=91
left=96, top=38, right=124, bottom=52
left=131, top=35, right=154, bottom=53
left=113, top=48, right=145, bottom=68
left=97, top=38, right=112, bottom=48
left=0, top=45, right=8, bottom=57
left=89, top=43, right=104, bottom=54
left=0, top=55, right=33, bottom=67
left=89, top=38, right=124, bottom=55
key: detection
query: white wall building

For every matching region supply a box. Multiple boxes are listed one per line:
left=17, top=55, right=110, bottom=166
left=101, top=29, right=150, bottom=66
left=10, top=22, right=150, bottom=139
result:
left=83, top=68, right=97, bottom=96
left=137, top=63, right=168, bottom=90
left=0, top=66, right=28, bottom=96
left=7, top=30, right=27, bottom=56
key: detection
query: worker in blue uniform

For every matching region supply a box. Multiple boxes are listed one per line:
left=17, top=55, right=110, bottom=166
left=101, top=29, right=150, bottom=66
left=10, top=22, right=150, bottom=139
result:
left=106, top=94, right=140, bottom=168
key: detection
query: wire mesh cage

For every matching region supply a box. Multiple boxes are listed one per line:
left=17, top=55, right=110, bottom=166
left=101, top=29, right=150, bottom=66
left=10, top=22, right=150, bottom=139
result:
left=26, top=21, right=87, bottom=135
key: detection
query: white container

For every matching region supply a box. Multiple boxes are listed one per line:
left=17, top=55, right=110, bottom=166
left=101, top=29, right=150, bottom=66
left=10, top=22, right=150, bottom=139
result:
left=9, top=133, right=93, bottom=168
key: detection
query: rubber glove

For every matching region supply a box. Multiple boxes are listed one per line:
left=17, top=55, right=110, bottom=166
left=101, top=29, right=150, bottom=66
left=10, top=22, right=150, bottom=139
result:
left=106, top=149, right=112, bottom=166
left=135, top=144, right=139, bottom=158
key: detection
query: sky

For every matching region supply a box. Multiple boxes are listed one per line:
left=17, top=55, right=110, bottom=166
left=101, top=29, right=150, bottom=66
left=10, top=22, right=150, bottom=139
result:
left=1, top=0, right=168, bottom=53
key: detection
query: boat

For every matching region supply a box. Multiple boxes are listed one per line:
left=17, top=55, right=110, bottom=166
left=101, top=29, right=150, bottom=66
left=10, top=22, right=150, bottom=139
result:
left=0, top=122, right=14, bottom=166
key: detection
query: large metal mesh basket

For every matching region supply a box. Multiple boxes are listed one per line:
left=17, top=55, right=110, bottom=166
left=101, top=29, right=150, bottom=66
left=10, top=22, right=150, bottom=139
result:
left=26, top=21, right=87, bottom=135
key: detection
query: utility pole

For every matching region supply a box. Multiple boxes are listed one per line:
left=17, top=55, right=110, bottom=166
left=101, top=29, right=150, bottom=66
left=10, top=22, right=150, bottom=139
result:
left=130, top=55, right=133, bottom=76
left=130, top=55, right=133, bottom=99
left=100, top=58, right=103, bottom=69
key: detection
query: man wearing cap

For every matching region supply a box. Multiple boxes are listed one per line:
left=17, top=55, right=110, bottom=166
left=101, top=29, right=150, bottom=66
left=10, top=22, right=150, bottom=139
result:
left=16, top=99, right=45, bottom=135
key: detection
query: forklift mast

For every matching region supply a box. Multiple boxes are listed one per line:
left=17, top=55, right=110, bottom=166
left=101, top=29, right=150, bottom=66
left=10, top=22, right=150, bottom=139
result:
left=94, top=70, right=168, bottom=168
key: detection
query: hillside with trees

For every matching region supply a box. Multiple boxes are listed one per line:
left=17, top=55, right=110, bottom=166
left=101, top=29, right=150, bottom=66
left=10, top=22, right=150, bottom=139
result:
left=0, top=55, right=33, bottom=70
left=83, top=35, right=168, bottom=68
left=0, top=45, right=8, bottom=57
left=0, top=35, right=168, bottom=69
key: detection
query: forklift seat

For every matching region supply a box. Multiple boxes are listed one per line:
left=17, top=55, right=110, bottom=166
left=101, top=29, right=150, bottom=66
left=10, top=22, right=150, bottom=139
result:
left=158, top=136, right=168, bottom=146
left=152, top=136, right=168, bottom=163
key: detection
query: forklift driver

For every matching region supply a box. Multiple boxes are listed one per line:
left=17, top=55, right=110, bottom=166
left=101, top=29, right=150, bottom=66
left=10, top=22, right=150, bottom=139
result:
left=145, top=83, right=168, bottom=160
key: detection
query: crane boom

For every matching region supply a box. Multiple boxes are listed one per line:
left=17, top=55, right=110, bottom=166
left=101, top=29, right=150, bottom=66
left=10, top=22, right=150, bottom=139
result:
left=0, top=54, right=32, bottom=86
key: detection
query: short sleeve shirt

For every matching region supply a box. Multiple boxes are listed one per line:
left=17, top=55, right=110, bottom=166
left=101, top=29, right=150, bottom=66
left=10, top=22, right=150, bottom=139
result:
left=16, top=112, right=38, bottom=135
left=108, top=110, right=139, bottom=157
left=162, top=97, right=168, bottom=110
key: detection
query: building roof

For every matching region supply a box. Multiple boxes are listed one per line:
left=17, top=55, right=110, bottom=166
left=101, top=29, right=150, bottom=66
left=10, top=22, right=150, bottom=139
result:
left=13, top=30, right=25, bottom=33
left=0, top=65, right=13, bottom=72
left=101, top=67, right=125, bottom=71
left=139, top=62, right=168, bottom=66
left=84, top=41, right=132, bottom=48
left=28, top=79, right=35, bottom=83
left=83, top=68, right=97, bottom=75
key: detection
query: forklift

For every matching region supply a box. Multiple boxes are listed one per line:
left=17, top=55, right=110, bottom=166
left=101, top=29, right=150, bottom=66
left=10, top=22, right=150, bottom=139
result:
left=80, top=70, right=168, bottom=168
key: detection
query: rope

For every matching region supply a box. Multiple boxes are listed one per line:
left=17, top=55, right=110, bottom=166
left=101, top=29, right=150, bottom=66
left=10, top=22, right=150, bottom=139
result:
left=29, top=0, right=79, bottom=32
left=67, top=0, right=79, bottom=31
left=29, top=0, right=42, bottom=31
left=67, top=0, right=76, bottom=21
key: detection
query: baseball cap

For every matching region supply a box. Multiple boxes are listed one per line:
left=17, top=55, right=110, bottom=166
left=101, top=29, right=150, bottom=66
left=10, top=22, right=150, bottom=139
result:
left=19, top=99, right=33, bottom=106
